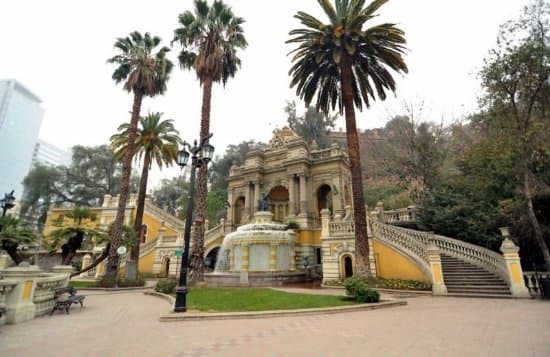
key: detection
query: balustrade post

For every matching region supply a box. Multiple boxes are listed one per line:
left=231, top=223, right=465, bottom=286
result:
left=320, top=209, right=331, bottom=238
left=375, top=201, right=384, bottom=222
left=427, top=243, right=447, bottom=295
left=79, top=254, right=92, bottom=278
left=269, top=244, right=277, bottom=271
left=499, top=228, right=530, bottom=298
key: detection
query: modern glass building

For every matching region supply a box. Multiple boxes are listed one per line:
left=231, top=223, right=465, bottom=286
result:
left=0, top=79, right=44, bottom=198
left=32, top=139, right=71, bottom=168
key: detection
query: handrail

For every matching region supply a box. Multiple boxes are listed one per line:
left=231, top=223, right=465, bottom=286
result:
left=144, top=201, right=185, bottom=230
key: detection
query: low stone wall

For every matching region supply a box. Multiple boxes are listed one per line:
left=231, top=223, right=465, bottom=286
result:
left=0, top=265, right=69, bottom=324
left=204, top=271, right=307, bottom=287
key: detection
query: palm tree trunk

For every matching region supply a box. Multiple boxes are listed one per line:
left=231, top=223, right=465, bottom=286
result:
left=523, top=168, right=550, bottom=271
left=131, top=151, right=151, bottom=261
left=105, top=92, right=143, bottom=278
left=189, top=77, right=213, bottom=282
left=340, top=57, right=370, bottom=278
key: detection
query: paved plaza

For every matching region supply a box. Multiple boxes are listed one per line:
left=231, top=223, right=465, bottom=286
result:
left=1, top=289, right=549, bottom=357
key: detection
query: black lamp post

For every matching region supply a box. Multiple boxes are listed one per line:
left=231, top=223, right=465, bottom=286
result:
left=1, top=190, right=16, bottom=218
left=174, top=134, right=214, bottom=313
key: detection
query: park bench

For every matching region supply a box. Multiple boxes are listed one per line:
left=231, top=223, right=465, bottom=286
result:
left=51, top=286, right=85, bottom=315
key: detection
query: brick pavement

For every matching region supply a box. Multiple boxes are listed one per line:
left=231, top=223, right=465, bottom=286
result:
left=1, top=289, right=549, bottom=356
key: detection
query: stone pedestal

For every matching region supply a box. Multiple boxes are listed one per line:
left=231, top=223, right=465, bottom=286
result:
left=0, top=253, right=9, bottom=269
left=427, top=243, right=448, bottom=295
left=0, top=264, right=43, bottom=324
left=499, top=232, right=530, bottom=298
left=125, top=260, right=137, bottom=281
left=80, top=254, right=92, bottom=278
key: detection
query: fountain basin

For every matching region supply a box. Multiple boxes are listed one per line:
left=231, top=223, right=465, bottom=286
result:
left=204, top=271, right=307, bottom=287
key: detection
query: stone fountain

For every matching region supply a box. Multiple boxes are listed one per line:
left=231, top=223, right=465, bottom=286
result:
left=205, top=211, right=306, bottom=286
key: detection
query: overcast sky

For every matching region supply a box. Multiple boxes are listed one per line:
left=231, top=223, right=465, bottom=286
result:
left=0, top=0, right=528, bottom=188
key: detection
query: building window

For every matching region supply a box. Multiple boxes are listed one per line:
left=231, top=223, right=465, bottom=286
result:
left=315, top=248, right=322, bottom=264
left=140, top=225, right=148, bottom=243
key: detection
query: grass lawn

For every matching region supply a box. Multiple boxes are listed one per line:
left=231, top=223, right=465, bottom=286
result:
left=68, top=280, right=99, bottom=288
left=185, top=288, right=355, bottom=312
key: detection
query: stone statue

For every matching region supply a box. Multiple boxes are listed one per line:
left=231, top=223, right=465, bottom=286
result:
left=258, top=193, right=269, bottom=211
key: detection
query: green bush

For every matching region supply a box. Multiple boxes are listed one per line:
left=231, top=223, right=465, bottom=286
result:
left=342, top=276, right=368, bottom=297
left=154, top=278, right=178, bottom=294
left=379, top=278, right=431, bottom=291
left=98, top=272, right=145, bottom=288
left=356, top=287, right=380, bottom=303
left=285, top=220, right=300, bottom=230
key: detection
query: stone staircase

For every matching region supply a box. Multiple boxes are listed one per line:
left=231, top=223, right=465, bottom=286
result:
left=441, top=254, right=511, bottom=297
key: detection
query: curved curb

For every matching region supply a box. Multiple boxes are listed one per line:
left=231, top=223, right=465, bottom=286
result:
left=144, top=291, right=175, bottom=305
left=159, top=299, right=407, bottom=322
left=76, top=286, right=153, bottom=292
left=320, top=284, right=433, bottom=296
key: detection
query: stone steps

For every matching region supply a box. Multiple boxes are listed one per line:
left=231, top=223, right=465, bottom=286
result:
left=440, top=254, right=511, bottom=297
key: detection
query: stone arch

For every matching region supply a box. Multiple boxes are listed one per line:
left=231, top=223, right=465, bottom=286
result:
left=205, top=246, right=221, bottom=271
left=161, top=256, right=170, bottom=277
left=314, top=184, right=333, bottom=217
left=341, top=254, right=354, bottom=279
left=233, top=196, right=246, bottom=226
left=267, top=185, right=289, bottom=222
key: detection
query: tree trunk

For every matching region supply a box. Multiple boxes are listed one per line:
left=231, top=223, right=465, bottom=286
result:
left=523, top=168, right=550, bottom=271
left=340, top=57, right=370, bottom=278
left=1, top=241, right=23, bottom=265
left=70, top=243, right=110, bottom=278
left=131, top=151, right=151, bottom=261
left=105, top=92, right=143, bottom=278
left=188, top=77, right=213, bottom=283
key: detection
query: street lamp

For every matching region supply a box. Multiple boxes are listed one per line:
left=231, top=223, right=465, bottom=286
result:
left=174, top=134, right=214, bottom=313
left=1, top=190, right=16, bottom=218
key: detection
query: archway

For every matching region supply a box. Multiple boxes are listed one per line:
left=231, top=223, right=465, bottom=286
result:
left=205, top=247, right=220, bottom=271
left=316, top=184, right=332, bottom=216
left=161, top=257, right=170, bottom=277
left=233, top=196, right=245, bottom=226
left=268, top=186, right=289, bottom=222
left=341, top=254, right=354, bottom=279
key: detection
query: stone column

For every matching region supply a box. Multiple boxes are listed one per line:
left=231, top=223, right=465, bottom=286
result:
left=299, top=175, right=307, bottom=216
left=427, top=243, right=447, bottom=295
left=269, top=244, right=278, bottom=271
left=244, top=184, right=251, bottom=223
left=499, top=228, right=530, bottom=298
left=241, top=244, right=249, bottom=272
left=253, top=182, right=260, bottom=214
left=332, top=178, right=344, bottom=216
left=288, top=177, right=296, bottom=216
left=320, top=209, right=331, bottom=238
left=289, top=244, right=296, bottom=271
left=79, top=254, right=92, bottom=278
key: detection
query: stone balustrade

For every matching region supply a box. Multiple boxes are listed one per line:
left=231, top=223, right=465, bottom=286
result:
left=33, top=274, right=68, bottom=316
left=382, top=206, right=417, bottom=224
left=328, top=221, right=355, bottom=237
left=144, top=201, right=185, bottom=230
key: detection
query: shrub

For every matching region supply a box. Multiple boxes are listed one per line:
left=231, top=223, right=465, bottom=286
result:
left=379, top=278, right=431, bottom=291
left=285, top=220, right=300, bottom=230
left=342, top=276, right=368, bottom=297
left=356, top=287, right=380, bottom=303
left=98, top=272, right=145, bottom=288
left=155, top=278, right=178, bottom=294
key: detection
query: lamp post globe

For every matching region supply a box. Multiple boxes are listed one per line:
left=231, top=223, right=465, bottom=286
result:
left=174, top=134, right=214, bottom=313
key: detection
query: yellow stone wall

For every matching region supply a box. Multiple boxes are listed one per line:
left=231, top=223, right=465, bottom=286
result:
left=373, top=240, right=429, bottom=282
left=138, top=249, right=155, bottom=273
left=42, top=208, right=104, bottom=244
left=297, top=230, right=321, bottom=245
left=140, top=212, right=176, bottom=243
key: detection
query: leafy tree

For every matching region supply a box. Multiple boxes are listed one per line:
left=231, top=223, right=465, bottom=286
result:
left=0, top=216, right=37, bottom=265
left=287, top=0, right=408, bottom=277
left=209, top=140, right=265, bottom=191
left=173, top=0, right=247, bottom=282
left=284, top=101, right=338, bottom=148
left=106, top=31, right=173, bottom=278
left=48, top=207, right=106, bottom=265
left=151, top=175, right=190, bottom=218
left=111, top=112, right=182, bottom=261
left=479, top=0, right=550, bottom=269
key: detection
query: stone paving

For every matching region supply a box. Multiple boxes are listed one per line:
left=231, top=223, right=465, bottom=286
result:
left=1, top=288, right=549, bottom=357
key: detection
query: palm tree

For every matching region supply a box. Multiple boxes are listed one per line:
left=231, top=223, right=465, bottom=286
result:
left=106, top=31, right=173, bottom=278
left=0, top=216, right=36, bottom=265
left=173, top=0, right=247, bottom=282
left=287, top=0, right=408, bottom=277
left=111, top=112, right=182, bottom=262
left=48, top=207, right=106, bottom=265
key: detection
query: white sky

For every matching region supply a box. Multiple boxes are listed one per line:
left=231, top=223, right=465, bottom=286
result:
left=0, top=0, right=528, bottom=189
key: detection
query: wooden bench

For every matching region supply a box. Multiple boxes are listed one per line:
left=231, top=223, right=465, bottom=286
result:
left=51, top=286, right=85, bottom=315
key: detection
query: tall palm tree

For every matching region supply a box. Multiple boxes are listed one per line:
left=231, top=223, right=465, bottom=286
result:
left=111, top=112, right=182, bottom=261
left=173, top=0, right=247, bottom=282
left=106, top=31, right=173, bottom=278
left=287, top=0, right=408, bottom=277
